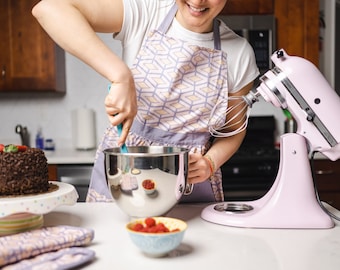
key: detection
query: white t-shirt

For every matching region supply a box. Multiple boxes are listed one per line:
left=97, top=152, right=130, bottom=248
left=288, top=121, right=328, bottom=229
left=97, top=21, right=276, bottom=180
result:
left=114, top=0, right=259, bottom=93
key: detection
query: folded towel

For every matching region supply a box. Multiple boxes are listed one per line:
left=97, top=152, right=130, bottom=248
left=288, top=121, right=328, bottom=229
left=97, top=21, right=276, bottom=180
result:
left=2, top=247, right=95, bottom=270
left=0, top=226, right=95, bottom=267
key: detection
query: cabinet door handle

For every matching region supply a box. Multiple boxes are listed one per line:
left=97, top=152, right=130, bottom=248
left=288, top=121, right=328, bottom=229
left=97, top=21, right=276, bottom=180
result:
left=315, top=170, right=334, bottom=175
left=1, top=66, right=5, bottom=78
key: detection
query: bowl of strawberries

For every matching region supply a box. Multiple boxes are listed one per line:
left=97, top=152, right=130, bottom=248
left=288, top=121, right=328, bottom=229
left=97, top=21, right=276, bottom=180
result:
left=141, top=179, right=156, bottom=195
left=126, top=217, right=187, bottom=257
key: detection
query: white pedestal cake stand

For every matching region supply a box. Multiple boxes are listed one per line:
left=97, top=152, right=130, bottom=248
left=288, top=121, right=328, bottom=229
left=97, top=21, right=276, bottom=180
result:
left=0, top=182, right=78, bottom=235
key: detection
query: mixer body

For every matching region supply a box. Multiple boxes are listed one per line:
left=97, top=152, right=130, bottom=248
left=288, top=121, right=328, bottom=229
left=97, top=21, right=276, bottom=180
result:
left=202, top=49, right=340, bottom=228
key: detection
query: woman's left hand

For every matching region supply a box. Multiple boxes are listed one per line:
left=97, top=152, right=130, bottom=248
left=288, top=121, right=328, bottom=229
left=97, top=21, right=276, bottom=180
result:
left=188, top=152, right=211, bottom=184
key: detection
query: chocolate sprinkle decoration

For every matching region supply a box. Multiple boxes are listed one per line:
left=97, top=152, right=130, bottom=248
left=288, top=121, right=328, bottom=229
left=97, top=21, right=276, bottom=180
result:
left=0, top=148, right=50, bottom=196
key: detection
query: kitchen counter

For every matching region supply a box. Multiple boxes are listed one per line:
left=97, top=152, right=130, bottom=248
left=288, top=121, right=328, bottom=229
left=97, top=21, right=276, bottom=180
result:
left=44, top=148, right=329, bottom=165
left=44, top=202, right=340, bottom=270
left=44, top=148, right=96, bottom=164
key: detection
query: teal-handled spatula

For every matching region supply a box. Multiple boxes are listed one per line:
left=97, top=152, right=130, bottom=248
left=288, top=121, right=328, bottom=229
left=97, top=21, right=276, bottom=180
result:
left=116, top=123, right=128, bottom=153
left=108, top=84, right=128, bottom=153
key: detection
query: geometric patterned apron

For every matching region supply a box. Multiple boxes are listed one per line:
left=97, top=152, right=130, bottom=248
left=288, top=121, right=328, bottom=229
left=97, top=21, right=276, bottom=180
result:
left=87, top=4, right=229, bottom=202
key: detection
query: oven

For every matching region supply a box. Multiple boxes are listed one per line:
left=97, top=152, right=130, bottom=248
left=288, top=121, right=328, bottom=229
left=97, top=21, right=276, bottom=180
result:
left=220, top=116, right=280, bottom=201
left=57, top=165, right=92, bottom=202
left=217, top=14, right=276, bottom=74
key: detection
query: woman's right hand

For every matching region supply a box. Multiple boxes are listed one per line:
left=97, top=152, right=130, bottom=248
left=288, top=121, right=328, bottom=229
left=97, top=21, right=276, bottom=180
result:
left=105, top=67, right=137, bottom=145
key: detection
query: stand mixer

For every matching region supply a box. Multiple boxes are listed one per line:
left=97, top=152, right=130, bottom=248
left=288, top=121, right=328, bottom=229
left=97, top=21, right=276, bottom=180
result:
left=201, top=49, right=340, bottom=229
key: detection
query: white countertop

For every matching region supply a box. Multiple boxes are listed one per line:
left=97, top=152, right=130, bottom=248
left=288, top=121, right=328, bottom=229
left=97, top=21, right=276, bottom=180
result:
left=43, top=202, right=340, bottom=270
left=44, top=149, right=96, bottom=164
left=43, top=148, right=328, bottom=165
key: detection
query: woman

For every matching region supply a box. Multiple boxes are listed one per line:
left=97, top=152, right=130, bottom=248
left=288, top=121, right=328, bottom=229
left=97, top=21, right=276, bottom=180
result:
left=32, top=0, right=259, bottom=202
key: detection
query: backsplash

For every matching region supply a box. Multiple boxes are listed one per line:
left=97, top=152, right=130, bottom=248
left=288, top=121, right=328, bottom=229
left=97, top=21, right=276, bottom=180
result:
left=0, top=34, right=284, bottom=150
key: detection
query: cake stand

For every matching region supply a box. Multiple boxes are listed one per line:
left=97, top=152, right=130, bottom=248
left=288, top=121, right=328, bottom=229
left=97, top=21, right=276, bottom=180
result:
left=0, top=182, right=78, bottom=235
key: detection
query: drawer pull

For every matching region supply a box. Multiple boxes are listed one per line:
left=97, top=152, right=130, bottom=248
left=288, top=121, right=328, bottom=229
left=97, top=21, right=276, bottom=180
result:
left=315, top=170, right=334, bottom=175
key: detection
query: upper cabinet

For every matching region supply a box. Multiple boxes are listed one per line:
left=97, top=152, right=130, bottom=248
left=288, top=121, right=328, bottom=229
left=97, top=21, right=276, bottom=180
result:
left=221, top=0, right=274, bottom=15
left=0, top=0, right=319, bottom=93
left=220, top=0, right=319, bottom=66
left=0, top=0, right=65, bottom=93
left=274, top=0, right=319, bottom=66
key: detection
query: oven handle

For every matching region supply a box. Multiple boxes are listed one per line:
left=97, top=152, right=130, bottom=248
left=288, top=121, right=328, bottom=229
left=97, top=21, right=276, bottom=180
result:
left=60, top=176, right=90, bottom=186
left=315, top=169, right=334, bottom=175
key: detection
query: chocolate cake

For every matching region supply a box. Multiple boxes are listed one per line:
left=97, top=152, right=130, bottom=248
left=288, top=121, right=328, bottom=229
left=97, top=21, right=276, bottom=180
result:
left=0, top=147, right=50, bottom=196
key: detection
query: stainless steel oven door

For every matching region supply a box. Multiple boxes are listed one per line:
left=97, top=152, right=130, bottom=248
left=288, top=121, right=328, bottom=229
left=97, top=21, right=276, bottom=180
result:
left=57, top=165, right=92, bottom=202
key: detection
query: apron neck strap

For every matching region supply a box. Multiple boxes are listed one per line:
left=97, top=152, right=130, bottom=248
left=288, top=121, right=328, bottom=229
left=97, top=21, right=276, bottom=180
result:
left=158, top=4, right=178, bottom=33
left=158, top=4, right=221, bottom=50
left=213, top=19, right=221, bottom=50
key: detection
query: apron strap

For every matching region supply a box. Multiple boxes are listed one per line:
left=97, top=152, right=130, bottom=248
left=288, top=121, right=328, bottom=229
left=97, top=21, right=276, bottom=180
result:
left=213, top=19, right=221, bottom=50
left=158, top=4, right=221, bottom=50
left=158, top=4, right=178, bottom=33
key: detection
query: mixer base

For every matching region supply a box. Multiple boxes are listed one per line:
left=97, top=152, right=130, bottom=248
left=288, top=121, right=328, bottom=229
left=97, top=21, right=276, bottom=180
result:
left=201, top=133, right=334, bottom=229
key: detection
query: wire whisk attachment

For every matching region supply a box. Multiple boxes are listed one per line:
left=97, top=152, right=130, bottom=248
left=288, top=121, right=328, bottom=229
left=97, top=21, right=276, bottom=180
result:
left=208, top=91, right=261, bottom=138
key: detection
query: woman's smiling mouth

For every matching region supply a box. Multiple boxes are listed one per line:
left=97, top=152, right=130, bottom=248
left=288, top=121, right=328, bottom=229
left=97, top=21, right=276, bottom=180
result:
left=187, top=3, right=208, bottom=13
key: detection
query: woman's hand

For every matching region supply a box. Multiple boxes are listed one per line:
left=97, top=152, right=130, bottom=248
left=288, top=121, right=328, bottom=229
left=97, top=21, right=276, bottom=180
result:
left=188, top=152, right=212, bottom=184
left=105, top=68, right=137, bottom=145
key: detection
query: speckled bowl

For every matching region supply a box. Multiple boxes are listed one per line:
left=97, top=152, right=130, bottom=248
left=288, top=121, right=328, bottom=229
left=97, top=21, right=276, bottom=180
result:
left=126, top=217, right=187, bottom=257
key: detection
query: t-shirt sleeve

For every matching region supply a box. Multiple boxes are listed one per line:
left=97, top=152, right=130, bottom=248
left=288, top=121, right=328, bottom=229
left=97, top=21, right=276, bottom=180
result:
left=227, top=40, right=260, bottom=93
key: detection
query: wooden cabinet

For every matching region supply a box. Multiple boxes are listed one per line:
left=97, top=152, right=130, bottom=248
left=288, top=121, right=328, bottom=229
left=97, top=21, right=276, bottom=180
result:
left=220, top=0, right=319, bottom=66
left=221, top=0, right=274, bottom=15
left=274, top=0, right=319, bottom=66
left=313, top=160, right=340, bottom=209
left=48, top=164, right=58, bottom=181
left=0, top=0, right=65, bottom=93
left=0, top=0, right=319, bottom=92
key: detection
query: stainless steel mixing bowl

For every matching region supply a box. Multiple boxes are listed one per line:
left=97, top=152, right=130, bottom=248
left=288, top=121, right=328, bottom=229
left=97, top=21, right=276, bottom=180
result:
left=104, top=146, right=189, bottom=217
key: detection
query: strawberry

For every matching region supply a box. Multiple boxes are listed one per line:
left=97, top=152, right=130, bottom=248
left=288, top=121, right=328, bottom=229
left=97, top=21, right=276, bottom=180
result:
left=16, top=145, right=28, bottom=152
left=155, top=223, right=169, bottom=233
left=145, top=217, right=156, bottom=228
left=130, top=218, right=180, bottom=234
left=148, top=226, right=159, bottom=233
left=132, top=223, right=144, bottom=232
left=0, top=144, right=4, bottom=152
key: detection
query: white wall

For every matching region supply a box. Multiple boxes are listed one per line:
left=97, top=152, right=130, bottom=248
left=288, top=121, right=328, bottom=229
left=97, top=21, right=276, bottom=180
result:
left=0, top=34, right=284, bottom=149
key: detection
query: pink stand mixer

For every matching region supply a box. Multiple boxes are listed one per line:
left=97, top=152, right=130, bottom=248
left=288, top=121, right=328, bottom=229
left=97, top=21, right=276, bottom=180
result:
left=201, top=49, right=340, bottom=229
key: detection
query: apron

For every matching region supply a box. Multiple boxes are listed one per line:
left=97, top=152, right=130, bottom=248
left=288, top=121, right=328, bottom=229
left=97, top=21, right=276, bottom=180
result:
left=87, top=4, right=229, bottom=203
